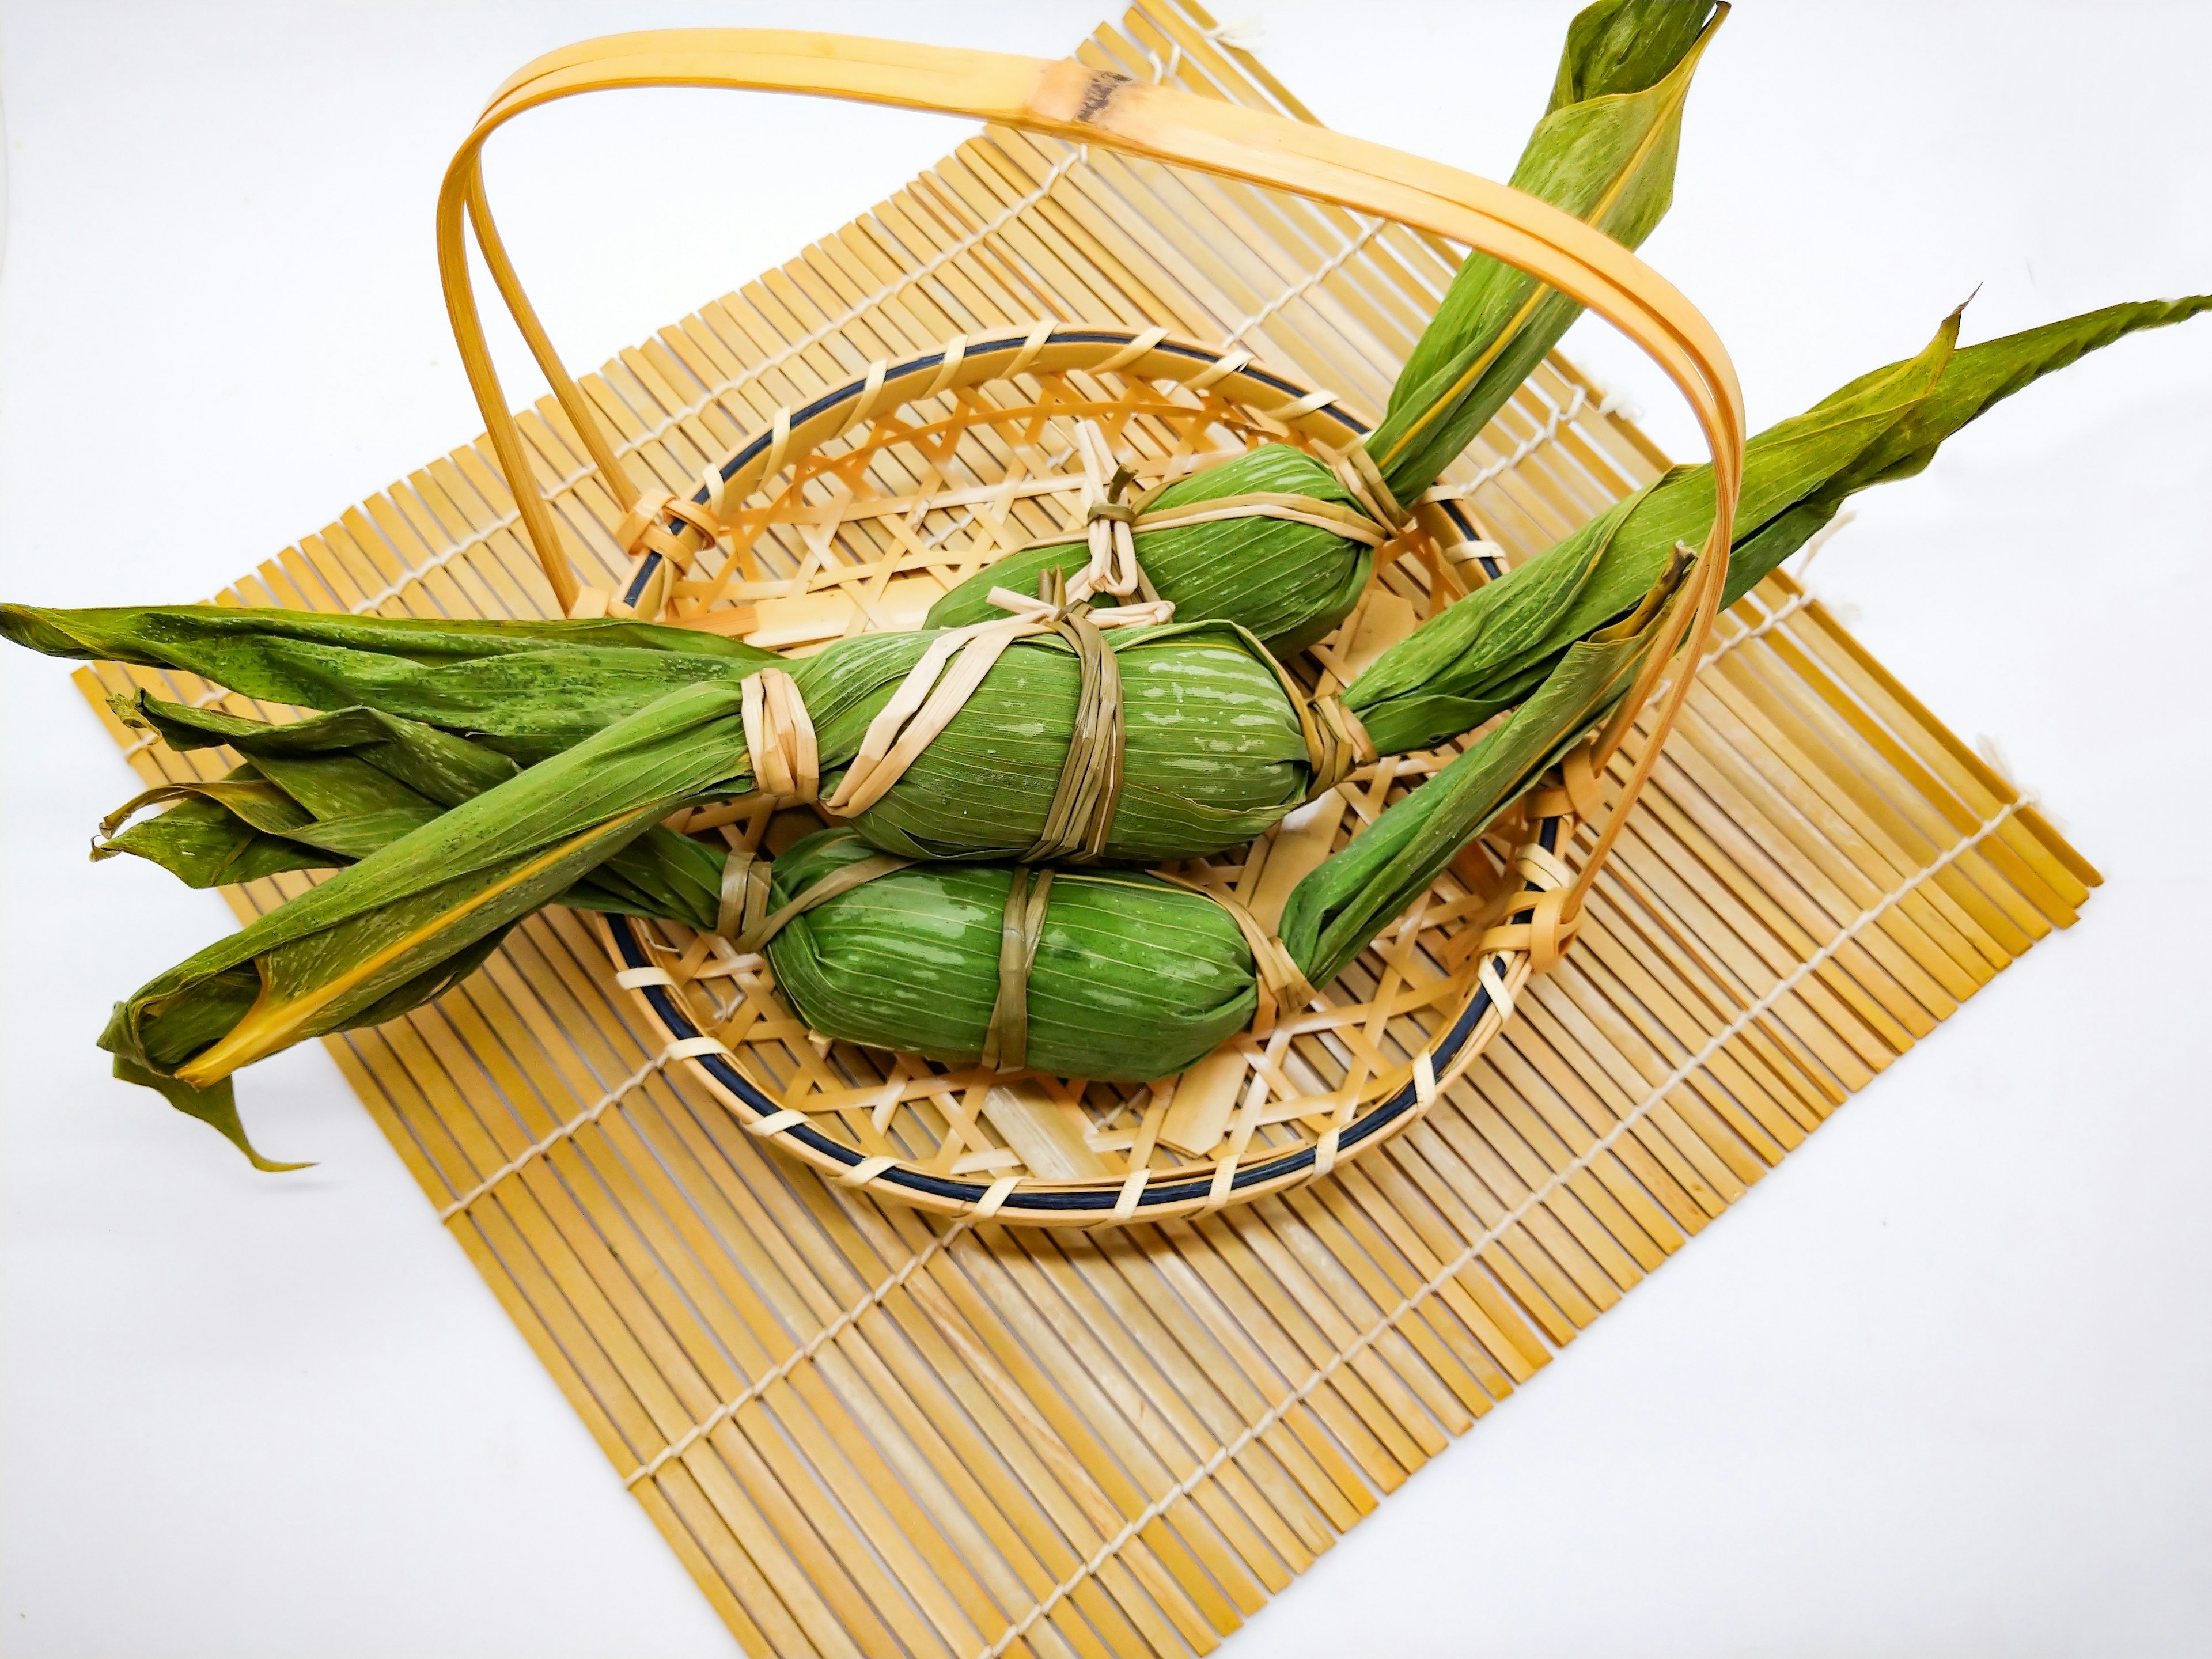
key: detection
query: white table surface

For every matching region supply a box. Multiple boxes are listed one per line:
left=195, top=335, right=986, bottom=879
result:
left=4, top=4, right=2207, bottom=1654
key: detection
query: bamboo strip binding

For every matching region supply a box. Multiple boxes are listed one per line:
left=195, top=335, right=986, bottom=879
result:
left=426, top=29, right=1747, bottom=1224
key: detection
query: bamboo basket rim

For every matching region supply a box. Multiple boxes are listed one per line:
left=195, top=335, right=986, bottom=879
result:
left=591, top=323, right=1562, bottom=1225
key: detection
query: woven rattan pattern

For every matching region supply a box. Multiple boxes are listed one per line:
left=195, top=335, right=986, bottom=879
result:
left=71, top=5, right=2096, bottom=1653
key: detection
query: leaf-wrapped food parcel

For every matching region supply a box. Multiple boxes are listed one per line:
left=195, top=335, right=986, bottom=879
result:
left=82, top=295, right=2212, bottom=916
left=924, top=0, right=1723, bottom=652
left=764, top=600, right=1670, bottom=1078
left=84, top=290, right=2212, bottom=1157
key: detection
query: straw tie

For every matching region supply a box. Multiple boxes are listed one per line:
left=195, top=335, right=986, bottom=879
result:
left=1471, top=839, right=1581, bottom=1020
left=1044, top=416, right=1409, bottom=608
left=820, top=577, right=1172, bottom=829
left=1150, top=873, right=1318, bottom=1038
left=738, top=667, right=819, bottom=808
left=1303, top=691, right=1378, bottom=797
left=1517, top=740, right=1605, bottom=824
left=720, top=846, right=914, bottom=956
left=980, top=865, right=1055, bottom=1072
left=992, top=415, right=1410, bottom=619
left=595, top=480, right=731, bottom=619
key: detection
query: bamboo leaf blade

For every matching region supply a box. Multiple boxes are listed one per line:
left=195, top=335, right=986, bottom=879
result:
left=1820, top=293, right=2212, bottom=495
left=94, top=695, right=521, bottom=883
left=93, top=784, right=335, bottom=890
left=100, top=680, right=764, bottom=1109
left=1282, top=626, right=1660, bottom=988
left=109, top=1059, right=311, bottom=1173
left=1, top=604, right=777, bottom=763
left=1369, top=1, right=1724, bottom=501
left=1346, top=294, right=2211, bottom=757
left=113, top=691, right=522, bottom=804
left=93, top=696, right=718, bottom=929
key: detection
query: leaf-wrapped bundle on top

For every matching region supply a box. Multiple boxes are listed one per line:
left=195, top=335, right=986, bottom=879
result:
left=32, top=606, right=1325, bottom=871
left=923, top=0, right=1723, bottom=653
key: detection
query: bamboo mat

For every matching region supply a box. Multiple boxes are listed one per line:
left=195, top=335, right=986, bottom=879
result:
left=69, top=5, right=2097, bottom=1653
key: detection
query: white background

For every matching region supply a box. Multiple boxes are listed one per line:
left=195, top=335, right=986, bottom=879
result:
left=3, top=3, right=2208, bottom=1655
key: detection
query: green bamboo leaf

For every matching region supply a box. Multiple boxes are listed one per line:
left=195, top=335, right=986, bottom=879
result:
left=109, top=1059, right=312, bottom=1173
left=93, top=781, right=334, bottom=889
left=0, top=605, right=777, bottom=762
left=1370, top=0, right=1723, bottom=500
left=99, top=680, right=760, bottom=1110
left=1346, top=294, right=2212, bottom=755
left=94, top=690, right=726, bottom=934
left=1281, top=629, right=1653, bottom=987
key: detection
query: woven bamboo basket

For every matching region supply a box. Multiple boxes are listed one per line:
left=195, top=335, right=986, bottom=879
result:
left=435, top=30, right=1745, bottom=1225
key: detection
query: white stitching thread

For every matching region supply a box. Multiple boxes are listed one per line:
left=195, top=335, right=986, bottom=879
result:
left=437, top=1045, right=680, bottom=1221
left=971, top=804, right=2022, bottom=1657
left=623, top=1215, right=976, bottom=1488
left=1222, top=218, right=1387, bottom=346
left=1420, top=382, right=1619, bottom=506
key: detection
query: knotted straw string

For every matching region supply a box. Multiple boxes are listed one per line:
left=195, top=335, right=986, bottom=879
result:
left=738, top=667, right=817, bottom=807
left=980, top=866, right=1055, bottom=1072
left=819, top=583, right=1174, bottom=827
left=1147, top=873, right=1317, bottom=1039
left=720, top=847, right=914, bottom=956
left=1012, top=573, right=1126, bottom=863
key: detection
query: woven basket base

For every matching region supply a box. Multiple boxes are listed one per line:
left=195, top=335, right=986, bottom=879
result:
left=71, top=5, right=2096, bottom=1653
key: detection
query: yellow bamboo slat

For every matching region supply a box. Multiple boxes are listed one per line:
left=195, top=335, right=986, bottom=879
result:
left=64, top=5, right=2098, bottom=1652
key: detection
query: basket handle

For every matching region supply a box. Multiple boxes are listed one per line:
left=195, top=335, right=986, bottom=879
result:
left=435, top=28, right=1746, bottom=927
